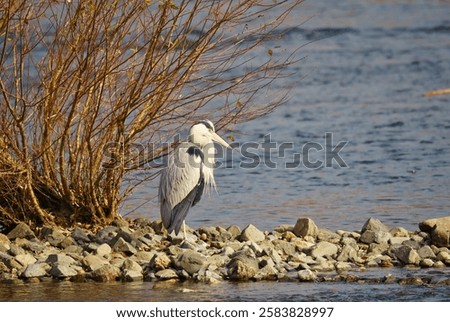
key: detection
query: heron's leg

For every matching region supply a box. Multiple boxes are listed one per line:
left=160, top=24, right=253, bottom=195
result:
left=183, top=220, right=187, bottom=240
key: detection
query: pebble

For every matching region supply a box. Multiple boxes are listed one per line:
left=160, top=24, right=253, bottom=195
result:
left=1, top=216, right=449, bottom=285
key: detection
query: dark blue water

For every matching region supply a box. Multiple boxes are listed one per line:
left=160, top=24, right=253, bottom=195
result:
left=126, top=0, right=450, bottom=234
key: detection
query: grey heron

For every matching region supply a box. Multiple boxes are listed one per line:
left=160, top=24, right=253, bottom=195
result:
left=158, top=120, right=231, bottom=238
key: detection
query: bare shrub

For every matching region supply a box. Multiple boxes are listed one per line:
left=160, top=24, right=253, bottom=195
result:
left=0, top=0, right=301, bottom=228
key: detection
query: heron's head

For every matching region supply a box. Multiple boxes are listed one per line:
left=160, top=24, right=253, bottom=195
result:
left=189, top=120, right=230, bottom=149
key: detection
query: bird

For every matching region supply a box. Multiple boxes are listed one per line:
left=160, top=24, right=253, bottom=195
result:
left=158, top=120, right=231, bottom=238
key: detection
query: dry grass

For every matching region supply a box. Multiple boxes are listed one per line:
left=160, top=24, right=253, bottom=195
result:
left=0, top=0, right=302, bottom=229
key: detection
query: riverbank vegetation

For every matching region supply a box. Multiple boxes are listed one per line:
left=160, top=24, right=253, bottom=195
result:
left=0, top=0, right=301, bottom=229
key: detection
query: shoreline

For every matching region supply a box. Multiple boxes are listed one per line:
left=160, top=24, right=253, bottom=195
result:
left=1, top=216, right=449, bottom=286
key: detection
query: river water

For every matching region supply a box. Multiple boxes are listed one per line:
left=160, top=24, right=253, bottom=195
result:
left=3, top=0, right=450, bottom=301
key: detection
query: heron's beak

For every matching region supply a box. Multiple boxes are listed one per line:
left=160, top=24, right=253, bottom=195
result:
left=211, top=132, right=231, bottom=148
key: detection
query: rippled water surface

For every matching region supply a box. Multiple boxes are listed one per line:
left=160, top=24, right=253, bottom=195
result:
left=126, top=0, right=450, bottom=233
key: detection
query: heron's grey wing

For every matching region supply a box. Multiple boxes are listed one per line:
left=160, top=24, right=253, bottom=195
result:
left=159, top=143, right=204, bottom=234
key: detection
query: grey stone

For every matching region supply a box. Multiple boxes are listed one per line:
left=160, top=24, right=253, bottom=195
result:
left=389, top=237, right=410, bottom=245
left=111, top=237, right=137, bottom=255
left=92, top=264, right=120, bottom=282
left=317, top=229, right=341, bottom=243
left=238, top=224, right=265, bottom=243
left=263, top=247, right=283, bottom=265
left=0, top=233, right=10, bottom=248
left=40, top=226, right=66, bottom=247
left=293, top=218, right=318, bottom=238
left=71, top=227, right=91, bottom=243
left=7, top=223, right=36, bottom=240
left=311, top=241, right=338, bottom=259
left=96, top=243, right=112, bottom=257
left=22, top=263, right=49, bottom=278
left=393, top=245, right=420, bottom=265
left=360, top=230, right=391, bottom=244
left=272, top=240, right=296, bottom=257
left=50, top=264, right=78, bottom=278
left=176, top=250, right=207, bottom=275
left=420, top=258, right=434, bottom=268
left=82, top=254, right=108, bottom=271
left=14, top=253, right=36, bottom=267
left=227, top=250, right=259, bottom=280
left=361, top=217, right=389, bottom=233
left=297, top=269, right=317, bottom=282
left=390, top=227, right=409, bottom=237
left=155, top=269, right=179, bottom=280
left=417, top=245, right=436, bottom=259
left=46, top=253, right=76, bottom=266
left=9, top=243, right=25, bottom=256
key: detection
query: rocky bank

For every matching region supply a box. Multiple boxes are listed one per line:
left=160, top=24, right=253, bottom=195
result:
left=1, top=216, right=450, bottom=285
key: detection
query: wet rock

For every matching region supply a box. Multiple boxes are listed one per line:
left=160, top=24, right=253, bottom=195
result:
left=361, top=217, right=389, bottom=233
left=92, top=264, right=120, bottom=282
left=22, top=263, right=49, bottom=278
left=96, top=243, right=112, bottom=257
left=175, top=250, right=207, bottom=275
left=335, top=262, right=353, bottom=272
left=297, top=269, right=317, bottom=281
left=293, top=218, right=318, bottom=238
left=419, top=216, right=450, bottom=247
left=111, top=237, right=137, bottom=255
left=360, top=230, right=391, bottom=244
left=311, top=241, right=338, bottom=259
left=238, top=224, right=265, bottom=243
left=50, top=264, right=78, bottom=278
left=420, top=258, right=434, bottom=268
left=393, top=245, right=420, bottom=265
left=122, top=269, right=143, bottom=282
left=7, top=223, right=36, bottom=240
left=227, top=250, right=259, bottom=280
left=155, top=268, right=178, bottom=280
left=417, top=245, right=436, bottom=259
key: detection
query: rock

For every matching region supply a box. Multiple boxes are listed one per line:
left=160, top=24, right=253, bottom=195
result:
left=389, top=237, right=410, bottom=245
left=238, top=224, right=265, bottom=243
left=92, top=264, right=120, bottom=282
left=390, top=227, right=409, bottom=237
left=96, top=243, right=112, bottom=257
left=39, top=226, right=66, bottom=247
left=263, top=247, right=283, bottom=265
left=361, top=217, right=389, bottom=233
left=317, top=229, right=340, bottom=243
left=111, top=237, right=137, bottom=255
left=419, top=217, right=450, bottom=247
left=46, top=254, right=76, bottom=266
left=82, top=254, right=109, bottom=271
left=122, top=269, right=143, bottom=282
left=335, top=262, right=353, bottom=272
left=155, top=269, right=179, bottom=280
left=0, top=233, right=10, bottom=250
left=297, top=269, right=317, bottom=282
left=50, top=264, right=78, bottom=278
left=417, top=246, right=436, bottom=259
left=293, top=218, right=318, bottom=238
left=226, top=225, right=241, bottom=240
left=436, top=251, right=450, bottom=262
left=420, top=258, right=434, bottom=268
left=22, top=263, right=49, bottom=278
left=360, top=230, right=391, bottom=244
left=7, top=223, right=36, bottom=240
left=121, top=258, right=142, bottom=273
left=337, top=245, right=359, bottom=262
left=272, top=240, right=296, bottom=257
left=393, top=245, right=420, bottom=265
left=176, top=250, right=207, bottom=275
left=14, top=253, right=36, bottom=267
left=71, top=227, right=91, bottom=243
left=149, top=253, right=171, bottom=270
left=227, top=250, right=259, bottom=280
left=311, top=241, right=338, bottom=259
